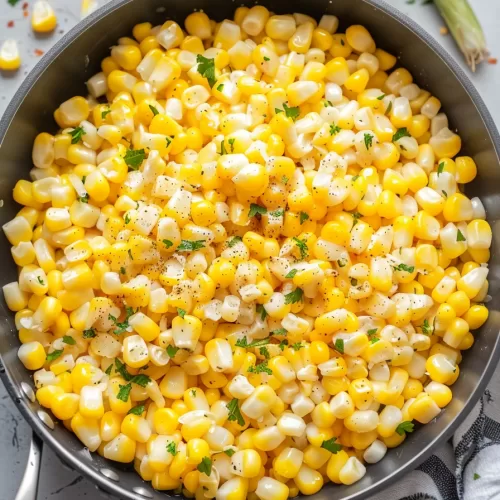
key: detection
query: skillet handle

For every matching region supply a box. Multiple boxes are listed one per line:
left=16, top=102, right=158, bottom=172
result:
left=15, top=432, right=43, bottom=500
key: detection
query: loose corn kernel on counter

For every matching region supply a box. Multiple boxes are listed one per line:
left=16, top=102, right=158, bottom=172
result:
left=2, top=6, right=492, bottom=500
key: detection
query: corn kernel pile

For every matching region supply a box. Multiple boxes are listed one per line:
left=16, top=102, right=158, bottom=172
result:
left=2, top=6, right=493, bottom=499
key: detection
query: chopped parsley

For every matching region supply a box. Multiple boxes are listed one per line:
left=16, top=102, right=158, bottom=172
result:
left=216, top=83, right=224, bottom=92
left=457, top=229, right=466, bottom=242
left=275, top=103, right=300, bottom=121
left=337, top=259, right=346, bottom=268
left=105, top=364, right=113, bottom=375
left=228, top=236, right=242, bottom=248
left=370, top=337, right=380, bottom=344
left=282, top=175, right=289, bottom=184
left=263, top=56, right=270, bottom=61
left=177, top=308, right=187, bottom=319
left=321, top=437, right=342, bottom=454
left=393, top=263, right=415, bottom=273
left=130, top=374, right=150, bottom=387
left=248, top=360, right=272, bottom=375
left=291, top=342, right=304, bottom=351
left=367, top=328, right=378, bottom=336
left=46, top=349, right=63, bottom=362
left=227, top=398, right=245, bottom=426
left=271, top=328, right=287, bottom=336
left=235, top=337, right=270, bottom=349
left=117, top=383, right=132, bottom=402
left=473, top=473, right=480, bottom=480
left=324, top=100, right=333, bottom=107
left=334, top=338, right=344, bottom=354
left=166, top=441, right=178, bottom=456
left=149, top=104, right=159, bottom=116
left=120, top=267, right=126, bottom=275
left=285, top=269, right=298, bottom=279
left=421, top=319, right=432, bottom=335
left=396, top=421, right=415, bottom=436
left=224, top=448, right=235, bottom=457
left=37, top=276, right=45, bottom=286
left=385, top=101, right=393, bottom=115
left=437, top=161, right=445, bottom=175
left=219, top=140, right=227, bottom=155
left=248, top=203, right=267, bottom=217
left=292, top=237, right=308, bottom=259
left=256, top=304, right=267, bottom=321
left=78, top=193, right=89, bottom=203
left=329, top=123, right=341, bottom=136
left=392, top=127, right=411, bottom=142
left=364, top=133, right=373, bottom=149
left=162, top=239, right=173, bottom=249
left=196, top=54, right=216, bottom=87
left=128, top=248, right=133, bottom=261
left=197, top=456, right=212, bottom=476
left=285, top=288, right=304, bottom=304
left=124, top=213, right=131, bottom=224
left=269, top=208, right=284, bottom=217
left=300, top=212, right=309, bottom=225
left=62, top=335, right=76, bottom=345
left=350, top=278, right=358, bottom=286
left=128, top=404, right=145, bottom=416
left=83, top=328, right=96, bottom=339
left=101, top=108, right=111, bottom=119
left=228, top=137, right=235, bottom=152
left=69, top=126, right=86, bottom=144
left=123, top=149, right=146, bottom=170
left=279, top=339, right=289, bottom=351
left=259, top=346, right=270, bottom=359
left=108, top=306, right=135, bottom=335
left=377, top=94, right=386, bottom=100
left=167, top=345, right=179, bottom=358
left=177, top=240, right=206, bottom=252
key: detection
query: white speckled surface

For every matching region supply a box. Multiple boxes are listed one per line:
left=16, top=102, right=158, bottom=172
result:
left=0, top=1, right=499, bottom=498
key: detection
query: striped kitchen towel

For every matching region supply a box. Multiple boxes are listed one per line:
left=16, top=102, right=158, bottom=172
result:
left=370, top=368, right=500, bottom=500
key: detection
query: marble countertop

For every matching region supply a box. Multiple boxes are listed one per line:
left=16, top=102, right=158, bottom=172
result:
left=0, top=0, right=499, bottom=498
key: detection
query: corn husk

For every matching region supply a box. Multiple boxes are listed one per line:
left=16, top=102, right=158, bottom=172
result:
left=433, top=0, right=488, bottom=71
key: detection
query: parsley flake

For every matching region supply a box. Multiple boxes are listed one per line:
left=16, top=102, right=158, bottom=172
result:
left=117, top=383, right=132, bottom=402
left=124, top=213, right=131, bottom=224
left=364, top=133, right=374, bottom=149
left=216, top=83, right=224, bottom=92
left=37, top=276, right=45, bottom=286
left=321, top=437, right=342, bottom=454
left=473, top=473, right=480, bottom=480
left=235, top=337, right=270, bottom=349
left=166, top=441, right=178, bottom=456
left=457, top=229, right=466, bottom=242
left=248, top=360, right=272, bottom=375
left=377, top=94, right=386, bottom=100
left=300, top=212, right=309, bottom=225
left=197, top=457, right=212, bottom=476
left=291, top=342, right=303, bottom=351
left=224, top=448, right=235, bottom=457
left=167, top=345, right=179, bottom=358
left=78, top=193, right=89, bottom=203
left=248, top=203, right=267, bottom=217
left=162, top=239, right=173, bottom=249
left=275, top=103, right=300, bottom=121
left=292, top=237, right=308, bottom=259
left=422, top=319, right=432, bottom=335
left=256, top=304, right=267, bottom=321
left=285, top=288, right=304, bottom=304
left=69, top=126, right=86, bottom=144
left=271, top=328, right=287, bottom=336
left=437, top=161, right=445, bottom=175
left=228, top=137, right=235, bottom=152
left=83, top=328, right=96, bottom=339
left=101, top=108, right=111, bottom=119
left=227, top=236, right=242, bottom=247
left=196, top=54, right=216, bottom=87
left=149, top=104, right=159, bottom=116
left=392, top=127, right=411, bottom=142
left=334, top=338, right=344, bottom=354
left=46, top=349, right=63, bottom=362
left=227, top=398, right=245, bottom=426
left=396, top=421, right=414, bottom=436
left=285, top=269, right=298, bottom=279
left=128, top=404, right=145, bottom=416
left=177, top=308, right=187, bottom=319
left=393, top=263, right=415, bottom=273
left=123, top=149, right=146, bottom=170
left=282, top=175, right=289, bottom=184
left=62, top=335, right=76, bottom=345
left=177, top=240, right=206, bottom=252
left=120, top=267, right=126, bottom=275
left=330, top=123, right=341, bottom=136
left=259, top=346, right=270, bottom=359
